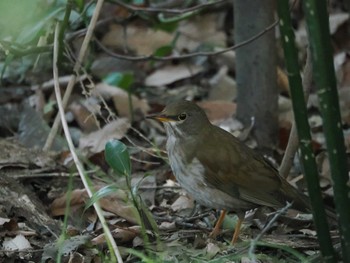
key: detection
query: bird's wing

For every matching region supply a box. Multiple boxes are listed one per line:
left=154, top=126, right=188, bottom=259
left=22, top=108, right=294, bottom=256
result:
left=195, top=126, right=285, bottom=208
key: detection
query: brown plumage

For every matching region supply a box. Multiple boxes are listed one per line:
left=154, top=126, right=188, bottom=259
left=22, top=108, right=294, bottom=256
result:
left=148, top=100, right=315, bottom=243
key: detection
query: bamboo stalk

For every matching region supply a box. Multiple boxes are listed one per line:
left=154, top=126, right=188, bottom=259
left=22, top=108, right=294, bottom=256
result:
left=277, top=1, right=337, bottom=262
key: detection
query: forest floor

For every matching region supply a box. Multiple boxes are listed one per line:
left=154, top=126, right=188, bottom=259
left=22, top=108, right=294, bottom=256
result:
left=0, top=1, right=349, bottom=262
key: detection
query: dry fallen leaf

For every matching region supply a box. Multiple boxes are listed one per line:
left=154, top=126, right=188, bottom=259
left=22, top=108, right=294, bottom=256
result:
left=145, top=64, right=203, bottom=86
left=79, top=118, right=130, bottom=153
left=171, top=195, right=194, bottom=212
left=205, top=242, right=220, bottom=259
left=177, top=13, right=227, bottom=51
left=92, top=226, right=141, bottom=245
left=68, top=100, right=100, bottom=132
left=102, top=23, right=173, bottom=55
left=159, top=221, right=176, bottom=231
left=208, top=66, right=237, bottom=101
left=51, top=187, right=139, bottom=225
left=2, top=234, right=32, bottom=251
left=93, top=83, right=150, bottom=119
left=329, top=13, right=349, bottom=35
left=197, top=100, right=236, bottom=122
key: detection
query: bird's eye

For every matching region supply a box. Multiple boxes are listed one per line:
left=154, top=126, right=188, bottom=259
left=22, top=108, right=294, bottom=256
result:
left=178, top=113, right=187, bottom=121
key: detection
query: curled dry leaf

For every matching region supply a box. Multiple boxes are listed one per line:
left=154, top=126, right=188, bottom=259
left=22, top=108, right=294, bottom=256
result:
left=278, top=95, right=294, bottom=129
left=79, top=118, right=130, bottom=154
left=177, top=13, right=227, bottom=51
left=92, top=226, right=141, bottom=245
left=0, top=217, right=11, bottom=226
left=197, top=101, right=236, bottom=122
left=51, top=188, right=139, bottom=225
left=68, top=100, right=100, bottom=133
left=329, top=13, right=349, bottom=35
left=171, top=195, right=194, bottom=212
left=208, top=66, right=237, bottom=101
left=145, top=64, right=203, bottom=86
left=93, top=83, right=150, bottom=119
left=205, top=242, right=220, bottom=259
left=102, top=23, right=173, bottom=55
left=51, top=189, right=89, bottom=216
left=2, top=234, right=32, bottom=251
left=159, top=221, right=176, bottom=231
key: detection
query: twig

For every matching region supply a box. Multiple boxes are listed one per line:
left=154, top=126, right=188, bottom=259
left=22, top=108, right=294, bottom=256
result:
left=43, top=0, right=105, bottom=151
left=0, top=41, right=52, bottom=57
left=52, top=22, right=123, bottom=263
left=109, top=0, right=228, bottom=14
left=279, top=46, right=313, bottom=178
left=248, top=202, right=292, bottom=261
left=94, top=18, right=279, bottom=61
left=31, top=74, right=88, bottom=91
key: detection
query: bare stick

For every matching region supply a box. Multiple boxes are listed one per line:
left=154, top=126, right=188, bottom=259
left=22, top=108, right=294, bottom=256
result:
left=52, top=22, right=123, bottom=263
left=44, top=0, right=105, bottom=151
left=94, top=18, right=278, bottom=61
left=248, top=202, right=292, bottom=260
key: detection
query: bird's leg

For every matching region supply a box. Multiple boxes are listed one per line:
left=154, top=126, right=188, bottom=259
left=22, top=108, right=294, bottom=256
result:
left=231, top=217, right=243, bottom=244
left=210, top=209, right=227, bottom=238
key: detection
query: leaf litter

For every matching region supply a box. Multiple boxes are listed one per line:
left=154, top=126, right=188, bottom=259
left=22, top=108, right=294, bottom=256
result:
left=0, top=1, right=349, bottom=262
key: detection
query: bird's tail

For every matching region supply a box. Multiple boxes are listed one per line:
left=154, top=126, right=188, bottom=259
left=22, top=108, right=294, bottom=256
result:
left=281, top=179, right=337, bottom=222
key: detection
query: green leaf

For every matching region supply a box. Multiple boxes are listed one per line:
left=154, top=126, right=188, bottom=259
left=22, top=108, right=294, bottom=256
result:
left=105, top=140, right=131, bottom=176
left=103, top=72, right=134, bottom=90
left=153, top=45, right=173, bottom=58
left=74, top=0, right=84, bottom=12
left=154, top=20, right=179, bottom=33
left=85, top=184, right=120, bottom=209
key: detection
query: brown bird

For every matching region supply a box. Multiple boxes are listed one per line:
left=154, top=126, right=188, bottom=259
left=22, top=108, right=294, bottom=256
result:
left=148, top=100, right=311, bottom=243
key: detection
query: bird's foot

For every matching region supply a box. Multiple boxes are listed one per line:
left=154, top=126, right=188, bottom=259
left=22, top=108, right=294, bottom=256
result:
left=209, top=210, right=227, bottom=239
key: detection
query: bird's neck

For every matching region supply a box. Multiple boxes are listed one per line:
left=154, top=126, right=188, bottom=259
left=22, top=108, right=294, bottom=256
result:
left=165, top=122, right=211, bottom=162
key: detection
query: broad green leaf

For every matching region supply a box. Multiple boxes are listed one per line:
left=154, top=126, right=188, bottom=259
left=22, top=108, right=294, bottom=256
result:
left=105, top=139, right=131, bottom=176
left=103, top=72, right=134, bottom=90
left=154, top=20, right=179, bottom=33
left=153, top=45, right=173, bottom=58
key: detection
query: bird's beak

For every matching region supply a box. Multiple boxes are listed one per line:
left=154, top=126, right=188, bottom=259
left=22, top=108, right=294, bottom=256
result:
left=146, top=113, right=175, bottom=122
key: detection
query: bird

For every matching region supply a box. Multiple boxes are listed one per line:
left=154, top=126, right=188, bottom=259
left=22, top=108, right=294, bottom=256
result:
left=147, top=100, right=312, bottom=244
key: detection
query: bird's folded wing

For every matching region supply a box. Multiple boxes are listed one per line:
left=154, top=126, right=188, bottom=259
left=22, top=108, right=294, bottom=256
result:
left=197, top=126, right=284, bottom=207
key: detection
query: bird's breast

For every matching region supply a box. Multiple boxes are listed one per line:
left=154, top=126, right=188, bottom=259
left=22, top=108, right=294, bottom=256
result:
left=165, top=134, right=251, bottom=211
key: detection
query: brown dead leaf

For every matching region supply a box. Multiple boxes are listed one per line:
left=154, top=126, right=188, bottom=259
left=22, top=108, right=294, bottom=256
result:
left=79, top=118, right=130, bottom=153
left=131, top=173, right=156, bottom=206
left=159, top=221, right=176, bottom=231
left=177, top=13, right=227, bottom=51
left=68, top=100, right=100, bottom=132
left=171, top=195, right=194, bottom=212
left=92, top=226, right=141, bottom=245
left=197, top=101, right=236, bottom=122
left=277, top=67, right=290, bottom=94
left=51, top=187, right=140, bottom=225
left=208, top=66, right=237, bottom=101
left=329, top=13, right=349, bottom=35
left=102, top=23, right=173, bottom=55
left=51, top=189, right=88, bottom=216
left=99, top=197, right=140, bottom=225
left=93, top=83, right=150, bottom=119
left=278, top=95, right=294, bottom=129
left=0, top=217, right=11, bottom=226
left=145, top=64, right=203, bottom=86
